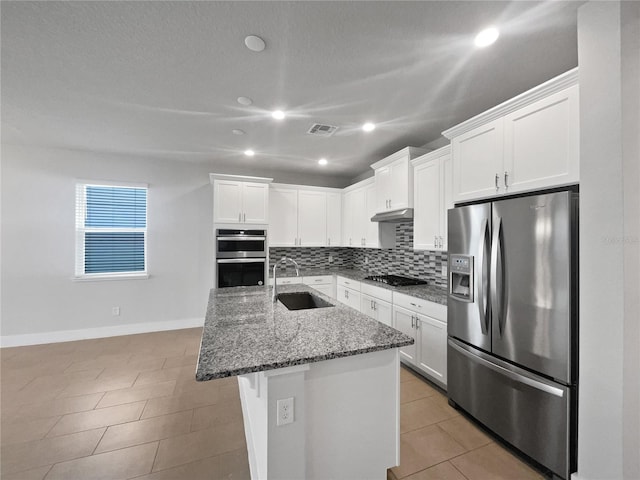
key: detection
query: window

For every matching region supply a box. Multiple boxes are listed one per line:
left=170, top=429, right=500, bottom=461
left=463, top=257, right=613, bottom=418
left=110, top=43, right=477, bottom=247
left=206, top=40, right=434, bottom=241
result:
left=75, top=181, right=148, bottom=279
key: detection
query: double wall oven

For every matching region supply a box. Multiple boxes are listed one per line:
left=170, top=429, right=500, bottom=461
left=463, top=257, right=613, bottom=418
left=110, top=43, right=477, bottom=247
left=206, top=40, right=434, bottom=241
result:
left=216, top=229, right=266, bottom=288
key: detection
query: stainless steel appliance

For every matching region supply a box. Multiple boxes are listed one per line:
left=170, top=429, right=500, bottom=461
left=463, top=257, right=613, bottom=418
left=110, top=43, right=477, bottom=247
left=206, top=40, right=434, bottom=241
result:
left=215, top=229, right=266, bottom=288
left=447, top=190, right=578, bottom=480
left=363, top=274, right=427, bottom=287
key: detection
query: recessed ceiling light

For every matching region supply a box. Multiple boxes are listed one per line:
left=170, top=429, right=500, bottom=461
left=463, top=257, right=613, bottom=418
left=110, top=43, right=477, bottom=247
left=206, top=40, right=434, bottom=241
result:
left=244, top=149, right=255, bottom=157
left=474, top=27, right=499, bottom=48
left=244, top=35, right=266, bottom=52
left=362, top=122, right=376, bottom=132
left=232, top=129, right=245, bottom=135
left=318, top=158, right=328, bottom=166
left=272, top=110, right=285, bottom=120
left=237, top=96, right=253, bottom=106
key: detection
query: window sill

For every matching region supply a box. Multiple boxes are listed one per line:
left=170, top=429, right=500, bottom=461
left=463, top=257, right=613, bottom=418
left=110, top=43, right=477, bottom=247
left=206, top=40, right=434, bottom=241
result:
left=72, top=273, right=149, bottom=282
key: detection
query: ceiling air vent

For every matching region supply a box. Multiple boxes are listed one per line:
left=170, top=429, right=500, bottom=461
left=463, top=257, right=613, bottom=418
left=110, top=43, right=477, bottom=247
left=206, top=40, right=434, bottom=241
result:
left=307, top=123, right=339, bottom=137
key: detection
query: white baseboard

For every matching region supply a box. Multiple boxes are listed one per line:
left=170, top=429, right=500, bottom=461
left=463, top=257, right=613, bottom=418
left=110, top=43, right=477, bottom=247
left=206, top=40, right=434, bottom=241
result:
left=0, top=317, right=204, bottom=348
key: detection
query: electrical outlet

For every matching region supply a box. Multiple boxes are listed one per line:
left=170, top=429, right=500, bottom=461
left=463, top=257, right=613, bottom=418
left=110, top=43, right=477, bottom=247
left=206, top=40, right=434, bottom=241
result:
left=328, top=255, right=333, bottom=263
left=364, top=256, right=369, bottom=264
left=277, top=397, right=294, bottom=426
left=112, top=307, right=120, bottom=316
left=441, top=265, right=448, bottom=277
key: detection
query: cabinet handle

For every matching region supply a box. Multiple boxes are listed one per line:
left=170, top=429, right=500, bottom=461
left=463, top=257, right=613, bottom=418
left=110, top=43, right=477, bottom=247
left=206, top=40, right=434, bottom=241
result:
left=415, top=319, right=419, bottom=330
left=299, top=237, right=302, bottom=245
left=238, top=213, right=242, bottom=222
left=345, top=290, right=349, bottom=299
left=373, top=301, right=377, bottom=311
left=370, top=300, right=374, bottom=310
left=411, top=316, right=415, bottom=328
left=504, top=171, right=509, bottom=188
left=495, top=173, right=499, bottom=191
left=243, top=213, right=246, bottom=222
left=349, top=238, right=352, bottom=246
left=327, top=238, right=331, bottom=246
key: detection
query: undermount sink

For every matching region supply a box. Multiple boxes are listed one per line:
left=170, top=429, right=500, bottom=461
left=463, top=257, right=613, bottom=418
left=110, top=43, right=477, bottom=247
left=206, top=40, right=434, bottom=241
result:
left=277, top=292, right=334, bottom=311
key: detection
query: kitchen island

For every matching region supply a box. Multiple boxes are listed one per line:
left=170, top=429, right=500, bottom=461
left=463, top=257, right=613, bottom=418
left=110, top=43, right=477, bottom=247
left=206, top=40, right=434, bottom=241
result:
left=197, top=284, right=414, bottom=480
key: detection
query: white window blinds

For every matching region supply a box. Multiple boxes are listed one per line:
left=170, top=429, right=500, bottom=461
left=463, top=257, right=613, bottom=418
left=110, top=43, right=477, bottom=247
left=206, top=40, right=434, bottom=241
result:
left=75, top=182, right=148, bottom=278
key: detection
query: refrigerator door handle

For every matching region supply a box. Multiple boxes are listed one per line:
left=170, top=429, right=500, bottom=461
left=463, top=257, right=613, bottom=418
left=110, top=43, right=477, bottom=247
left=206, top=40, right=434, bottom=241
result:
left=490, top=216, right=505, bottom=336
left=478, top=218, right=490, bottom=334
left=448, top=340, right=564, bottom=397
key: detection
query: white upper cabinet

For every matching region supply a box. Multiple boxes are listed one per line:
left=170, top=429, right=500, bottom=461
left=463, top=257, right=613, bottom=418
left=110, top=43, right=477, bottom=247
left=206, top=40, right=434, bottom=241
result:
left=451, top=119, right=504, bottom=202
left=412, top=146, right=452, bottom=251
left=443, top=68, right=579, bottom=203
left=326, top=192, right=342, bottom=247
left=503, top=85, right=579, bottom=193
left=342, top=178, right=378, bottom=248
left=371, top=147, right=427, bottom=213
left=211, top=174, right=272, bottom=224
left=269, top=184, right=341, bottom=247
left=297, top=190, right=327, bottom=247
left=269, top=186, right=298, bottom=246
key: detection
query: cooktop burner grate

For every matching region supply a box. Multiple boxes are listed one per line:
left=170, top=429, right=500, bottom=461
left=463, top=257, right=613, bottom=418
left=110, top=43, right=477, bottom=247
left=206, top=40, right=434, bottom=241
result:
left=363, top=274, right=427, bottom=287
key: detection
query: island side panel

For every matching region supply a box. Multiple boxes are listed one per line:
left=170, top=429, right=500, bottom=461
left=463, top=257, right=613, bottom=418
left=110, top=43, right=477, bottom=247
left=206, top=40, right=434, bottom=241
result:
left=305, top=348, right=400, bottom=479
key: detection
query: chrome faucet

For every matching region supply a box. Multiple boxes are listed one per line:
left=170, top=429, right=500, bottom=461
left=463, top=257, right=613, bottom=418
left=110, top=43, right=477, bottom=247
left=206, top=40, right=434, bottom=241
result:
left=272, top=257, right=300, bottom=302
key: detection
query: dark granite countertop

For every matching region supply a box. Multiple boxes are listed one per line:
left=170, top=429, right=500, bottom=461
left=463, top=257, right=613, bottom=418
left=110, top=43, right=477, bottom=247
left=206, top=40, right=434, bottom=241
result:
left=196, top=284, right=415, bottom=381
left=269, top=268, right=448, bottom=305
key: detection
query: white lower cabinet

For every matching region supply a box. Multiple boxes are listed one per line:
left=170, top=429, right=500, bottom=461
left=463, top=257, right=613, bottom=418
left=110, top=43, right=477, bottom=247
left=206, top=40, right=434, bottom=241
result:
left=361, top=294, right=392, bottom=327
left=303, top=275, right=335, bottom=299
left=360, top=283, right=393, bottom=327
left=393, top=306, right=418, bottom=364
left=416, top=315, right=447, bottom=385
left=392, top=292, right=447, bottom=388
left=336, top=276, right=361, bottom=311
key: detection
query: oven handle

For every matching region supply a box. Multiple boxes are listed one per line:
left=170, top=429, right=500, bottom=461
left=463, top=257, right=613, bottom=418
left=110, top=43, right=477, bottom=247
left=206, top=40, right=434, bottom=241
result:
left=216, top=236, right=266, bottom=241
left=216, top=258, right=266, bottom=264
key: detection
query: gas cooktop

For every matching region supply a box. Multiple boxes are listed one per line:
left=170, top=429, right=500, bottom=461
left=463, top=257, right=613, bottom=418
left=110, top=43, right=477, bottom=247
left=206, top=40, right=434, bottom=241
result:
left=363, top=274, right=427, bottom=287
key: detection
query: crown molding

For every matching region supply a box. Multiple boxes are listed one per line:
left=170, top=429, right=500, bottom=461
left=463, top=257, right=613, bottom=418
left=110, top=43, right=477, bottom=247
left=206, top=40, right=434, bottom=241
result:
left=442, top=67, right=578, bottom=140
left=210, top=173, right=274, bottom=184
left=411, top=145, right=451, bottom=167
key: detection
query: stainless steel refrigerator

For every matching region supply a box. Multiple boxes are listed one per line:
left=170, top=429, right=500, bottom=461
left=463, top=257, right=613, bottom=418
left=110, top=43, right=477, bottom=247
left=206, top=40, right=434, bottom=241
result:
left=447, top=190, right=578, bottom=479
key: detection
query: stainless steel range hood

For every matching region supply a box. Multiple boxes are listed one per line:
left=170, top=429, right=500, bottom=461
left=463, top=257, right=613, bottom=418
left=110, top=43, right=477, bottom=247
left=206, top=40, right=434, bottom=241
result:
left=370, top=208, right=414, bottom=223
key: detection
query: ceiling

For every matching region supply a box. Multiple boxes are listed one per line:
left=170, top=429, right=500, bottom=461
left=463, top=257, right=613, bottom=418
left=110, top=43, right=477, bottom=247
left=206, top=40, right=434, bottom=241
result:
left=1, top=1, right=581, bottom=186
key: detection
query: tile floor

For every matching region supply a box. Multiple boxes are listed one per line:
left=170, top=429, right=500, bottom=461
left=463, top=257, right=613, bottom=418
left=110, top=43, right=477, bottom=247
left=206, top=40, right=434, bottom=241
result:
left=1, top=327, right=543, bottom=480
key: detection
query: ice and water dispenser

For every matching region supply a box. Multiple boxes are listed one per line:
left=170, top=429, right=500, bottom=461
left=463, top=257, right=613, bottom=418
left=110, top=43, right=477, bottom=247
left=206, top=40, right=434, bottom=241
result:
left=449, top=254, right=473, bottom=302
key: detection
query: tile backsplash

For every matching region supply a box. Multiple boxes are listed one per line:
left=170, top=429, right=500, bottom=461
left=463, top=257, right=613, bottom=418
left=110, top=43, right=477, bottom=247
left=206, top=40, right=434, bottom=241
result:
left=269, top=222, right=447, bottom=288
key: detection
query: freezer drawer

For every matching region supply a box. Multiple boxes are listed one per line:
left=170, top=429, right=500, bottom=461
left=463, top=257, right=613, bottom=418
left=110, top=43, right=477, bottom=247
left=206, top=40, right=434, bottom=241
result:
left=447, top=338, right=575, bottom=479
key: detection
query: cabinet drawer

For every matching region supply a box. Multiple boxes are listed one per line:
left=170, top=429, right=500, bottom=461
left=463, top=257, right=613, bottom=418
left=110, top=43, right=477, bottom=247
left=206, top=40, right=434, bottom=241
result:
left=360, top=283, right=393, bottom=303
left=303, top=275, right=333, bottom=285
left=393, top=292, right=447, bottom=321
left=336, top=276, right=361, bottom=291
left=273, top=277, right=303, bottom=286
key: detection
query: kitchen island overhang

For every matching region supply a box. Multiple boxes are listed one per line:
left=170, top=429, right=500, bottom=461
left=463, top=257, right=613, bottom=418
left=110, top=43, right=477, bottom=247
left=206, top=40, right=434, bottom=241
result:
left=196, top=284, right=414, bottom=480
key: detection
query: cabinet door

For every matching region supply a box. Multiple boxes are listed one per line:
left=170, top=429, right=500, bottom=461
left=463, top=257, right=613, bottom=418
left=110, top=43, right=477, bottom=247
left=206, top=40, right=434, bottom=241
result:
left=360, top=293, right=377, bottom=320
left=337, top=285, right=361, bottom=311
left=364, top=183, right=379, bottom=248
left=214, top=180, right=242, bottom=223
left=417, top=315, right=447, bottom=386
left=342, top=191, right=354, bottom=247
left=347, top=188, right=366, bottom=247
left=326, top=193, right=342, bottom=247
left=242, top=183, right=269, bottom=224
left=297, top=190, right=327, bottom=246
left=413, top=160, right=441, bottom=250
left=269, top=187, right=298, bottom=246
left=375, top=166, right=392, bottom=212
left=393, top=306, right=417, bottom=365
left=389, top=158, right=410, bottom=210
left=375, top=299, right=393, bottom=327
left=452, top=118, right=504, bottom=202
left=503, top=85, right=579, bottom=194
left=440, top=153, right=453, bottom=251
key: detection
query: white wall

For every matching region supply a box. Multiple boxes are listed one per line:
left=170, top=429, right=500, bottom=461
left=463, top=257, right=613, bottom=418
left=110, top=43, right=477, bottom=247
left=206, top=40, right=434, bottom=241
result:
left=1, top=145, right=215, bottom=340
left=577, top=2, right=640, bottom=479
